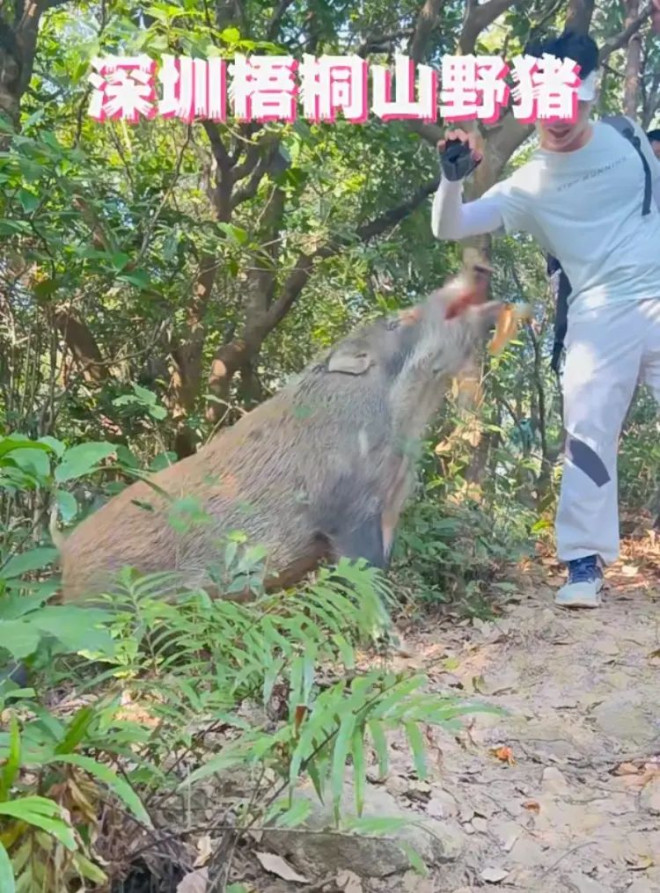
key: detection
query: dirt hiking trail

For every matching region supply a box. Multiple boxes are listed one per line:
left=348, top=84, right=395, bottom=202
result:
left=237, top=531, right=660, bottom=893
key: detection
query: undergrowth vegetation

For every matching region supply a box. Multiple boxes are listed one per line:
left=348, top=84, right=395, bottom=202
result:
left=0, top=433, right=505, bottom=891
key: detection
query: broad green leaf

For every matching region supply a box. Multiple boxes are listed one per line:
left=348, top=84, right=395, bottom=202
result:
left=217, top=221, right=248, bottom=244
left=0, top=591, right=50, bottom=620
left=0, top=715, right=21, bottom=801
left=29, top=606, right=116, bottom=656
left=54, top=443, right=116, bottom=483
left=17, top=189, right=39, bottom=213
left=37, top=437, right=65, bottom=458
left=0, top=219, right=31, bottom=236
left=110, top=252, right=131, bottom=270
left=55, top=489, right=78, bottom=522
left=0, top=796, right=76, bottom=850
left=5, top=447, right=50, bottom=480
left=2, top=548, right=58, bottom=580
left=0, top=439, right=53, bottom=460
left=0, top=622, right=40, bottom=659
left=0, top=842, right=15, bottom=893
left=3, top=578, right=60, bottom=601
left=118, top=269, right=151, bottom=289
left=131, top=384, right=158, bottom=404
left=220, top=26, right=240, bottom=42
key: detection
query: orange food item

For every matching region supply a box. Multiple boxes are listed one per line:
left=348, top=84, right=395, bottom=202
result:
left=488, top=303, right=531, bottom=355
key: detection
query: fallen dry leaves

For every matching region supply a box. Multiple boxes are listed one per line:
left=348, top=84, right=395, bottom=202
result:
left=255, top=851, right=309, bottom=884
left=193, top=834, right=213, bottom=868
left=491, top=746, right=515, bottom=765
left=610, top=758, right=660, bottom=790
left=176, top=869, right=208, bottom=893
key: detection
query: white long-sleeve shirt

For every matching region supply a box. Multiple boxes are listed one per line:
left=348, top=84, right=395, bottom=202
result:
left=431, top=117, right=660, bottom=312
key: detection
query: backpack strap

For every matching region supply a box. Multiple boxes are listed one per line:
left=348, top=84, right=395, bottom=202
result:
left=547, top=254, right=571, bottom=375
left=548, top=115, right=653, bottom=378
left=601, top=114, right=653, bottom=216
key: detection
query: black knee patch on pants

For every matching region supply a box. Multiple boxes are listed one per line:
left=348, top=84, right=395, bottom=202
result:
left=565, top=434, right=611, bottom=488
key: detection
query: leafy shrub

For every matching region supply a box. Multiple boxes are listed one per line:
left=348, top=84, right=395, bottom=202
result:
left=0, top=433, right=498, bottom=890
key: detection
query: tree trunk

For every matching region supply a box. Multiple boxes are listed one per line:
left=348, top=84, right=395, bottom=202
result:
left=167, top=254, right=219, bottom=457
left=653, top=0, right=660, bottom=34
left=564, top=0, right=596, bottom=35
left=623, top=0, right=642, bottom=120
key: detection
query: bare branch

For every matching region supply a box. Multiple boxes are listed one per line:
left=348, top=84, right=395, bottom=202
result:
left=201, top=120, right=232, bottom=176
left=564, top=0, right=596, bottom=34
left=357, top=28, right=415, bottom=58
left=265, top=179, right=439, bottom=331
left=408, top=0, right=446, bottom=64
left=459, top=0, right=516, bottom=55
left=231, top=143, right=283, bottom=208
left=355, top=178, right=440, bottom=240
left=600, top=3, right=652, bottom=61
left=266, top=0, right=296, bottom=41
left=642, top=70, right=660, bottom=127
left=528, top=0, right=566, bottom=41
left=405, top=118, right=445, bottom=146
left=622, top=0, right=643, bottom=119
left=476, top=115, right=534, bottom=195
left=245, top=185, right=287, bottom=318
left=231, top=131, right=280, bottom=182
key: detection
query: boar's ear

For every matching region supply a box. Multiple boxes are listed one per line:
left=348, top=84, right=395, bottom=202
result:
left=327, top=348, right=374, bottom=375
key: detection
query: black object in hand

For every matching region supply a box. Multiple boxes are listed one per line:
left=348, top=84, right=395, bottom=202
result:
left=439, top=138, right=481, bottom=181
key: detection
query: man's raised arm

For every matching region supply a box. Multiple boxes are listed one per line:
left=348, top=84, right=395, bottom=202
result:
left=431, top=129, right=506, bottom=241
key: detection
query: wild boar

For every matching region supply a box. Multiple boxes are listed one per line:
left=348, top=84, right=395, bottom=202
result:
left=50, top=260, right=502, bottom=604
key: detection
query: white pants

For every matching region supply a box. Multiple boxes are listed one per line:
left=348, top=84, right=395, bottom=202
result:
left=556, top=298, right=660, bottom=565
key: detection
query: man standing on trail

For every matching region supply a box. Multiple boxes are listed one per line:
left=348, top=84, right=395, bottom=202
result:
left=431, top=30, right=660, bottom=609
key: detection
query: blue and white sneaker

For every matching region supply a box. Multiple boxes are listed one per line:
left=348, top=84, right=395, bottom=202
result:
left=555, top=554, right=604, bottom=608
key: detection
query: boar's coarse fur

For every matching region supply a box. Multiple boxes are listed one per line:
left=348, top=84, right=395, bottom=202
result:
left=51, top=263, right=502, bottom=605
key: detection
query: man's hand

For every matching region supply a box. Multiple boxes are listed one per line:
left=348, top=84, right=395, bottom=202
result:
left=437, top=128, right=483, bottom=182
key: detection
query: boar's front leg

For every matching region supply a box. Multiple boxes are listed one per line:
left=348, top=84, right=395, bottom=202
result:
left=311, top=470, right=388, bottom=570
left=318, top=455, right=414, bottom=572
left=321, top=480, right=411, bottom=573
left=381, top=456, right=413, bottom=565
left=328, top=514, right=387, bottom=570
